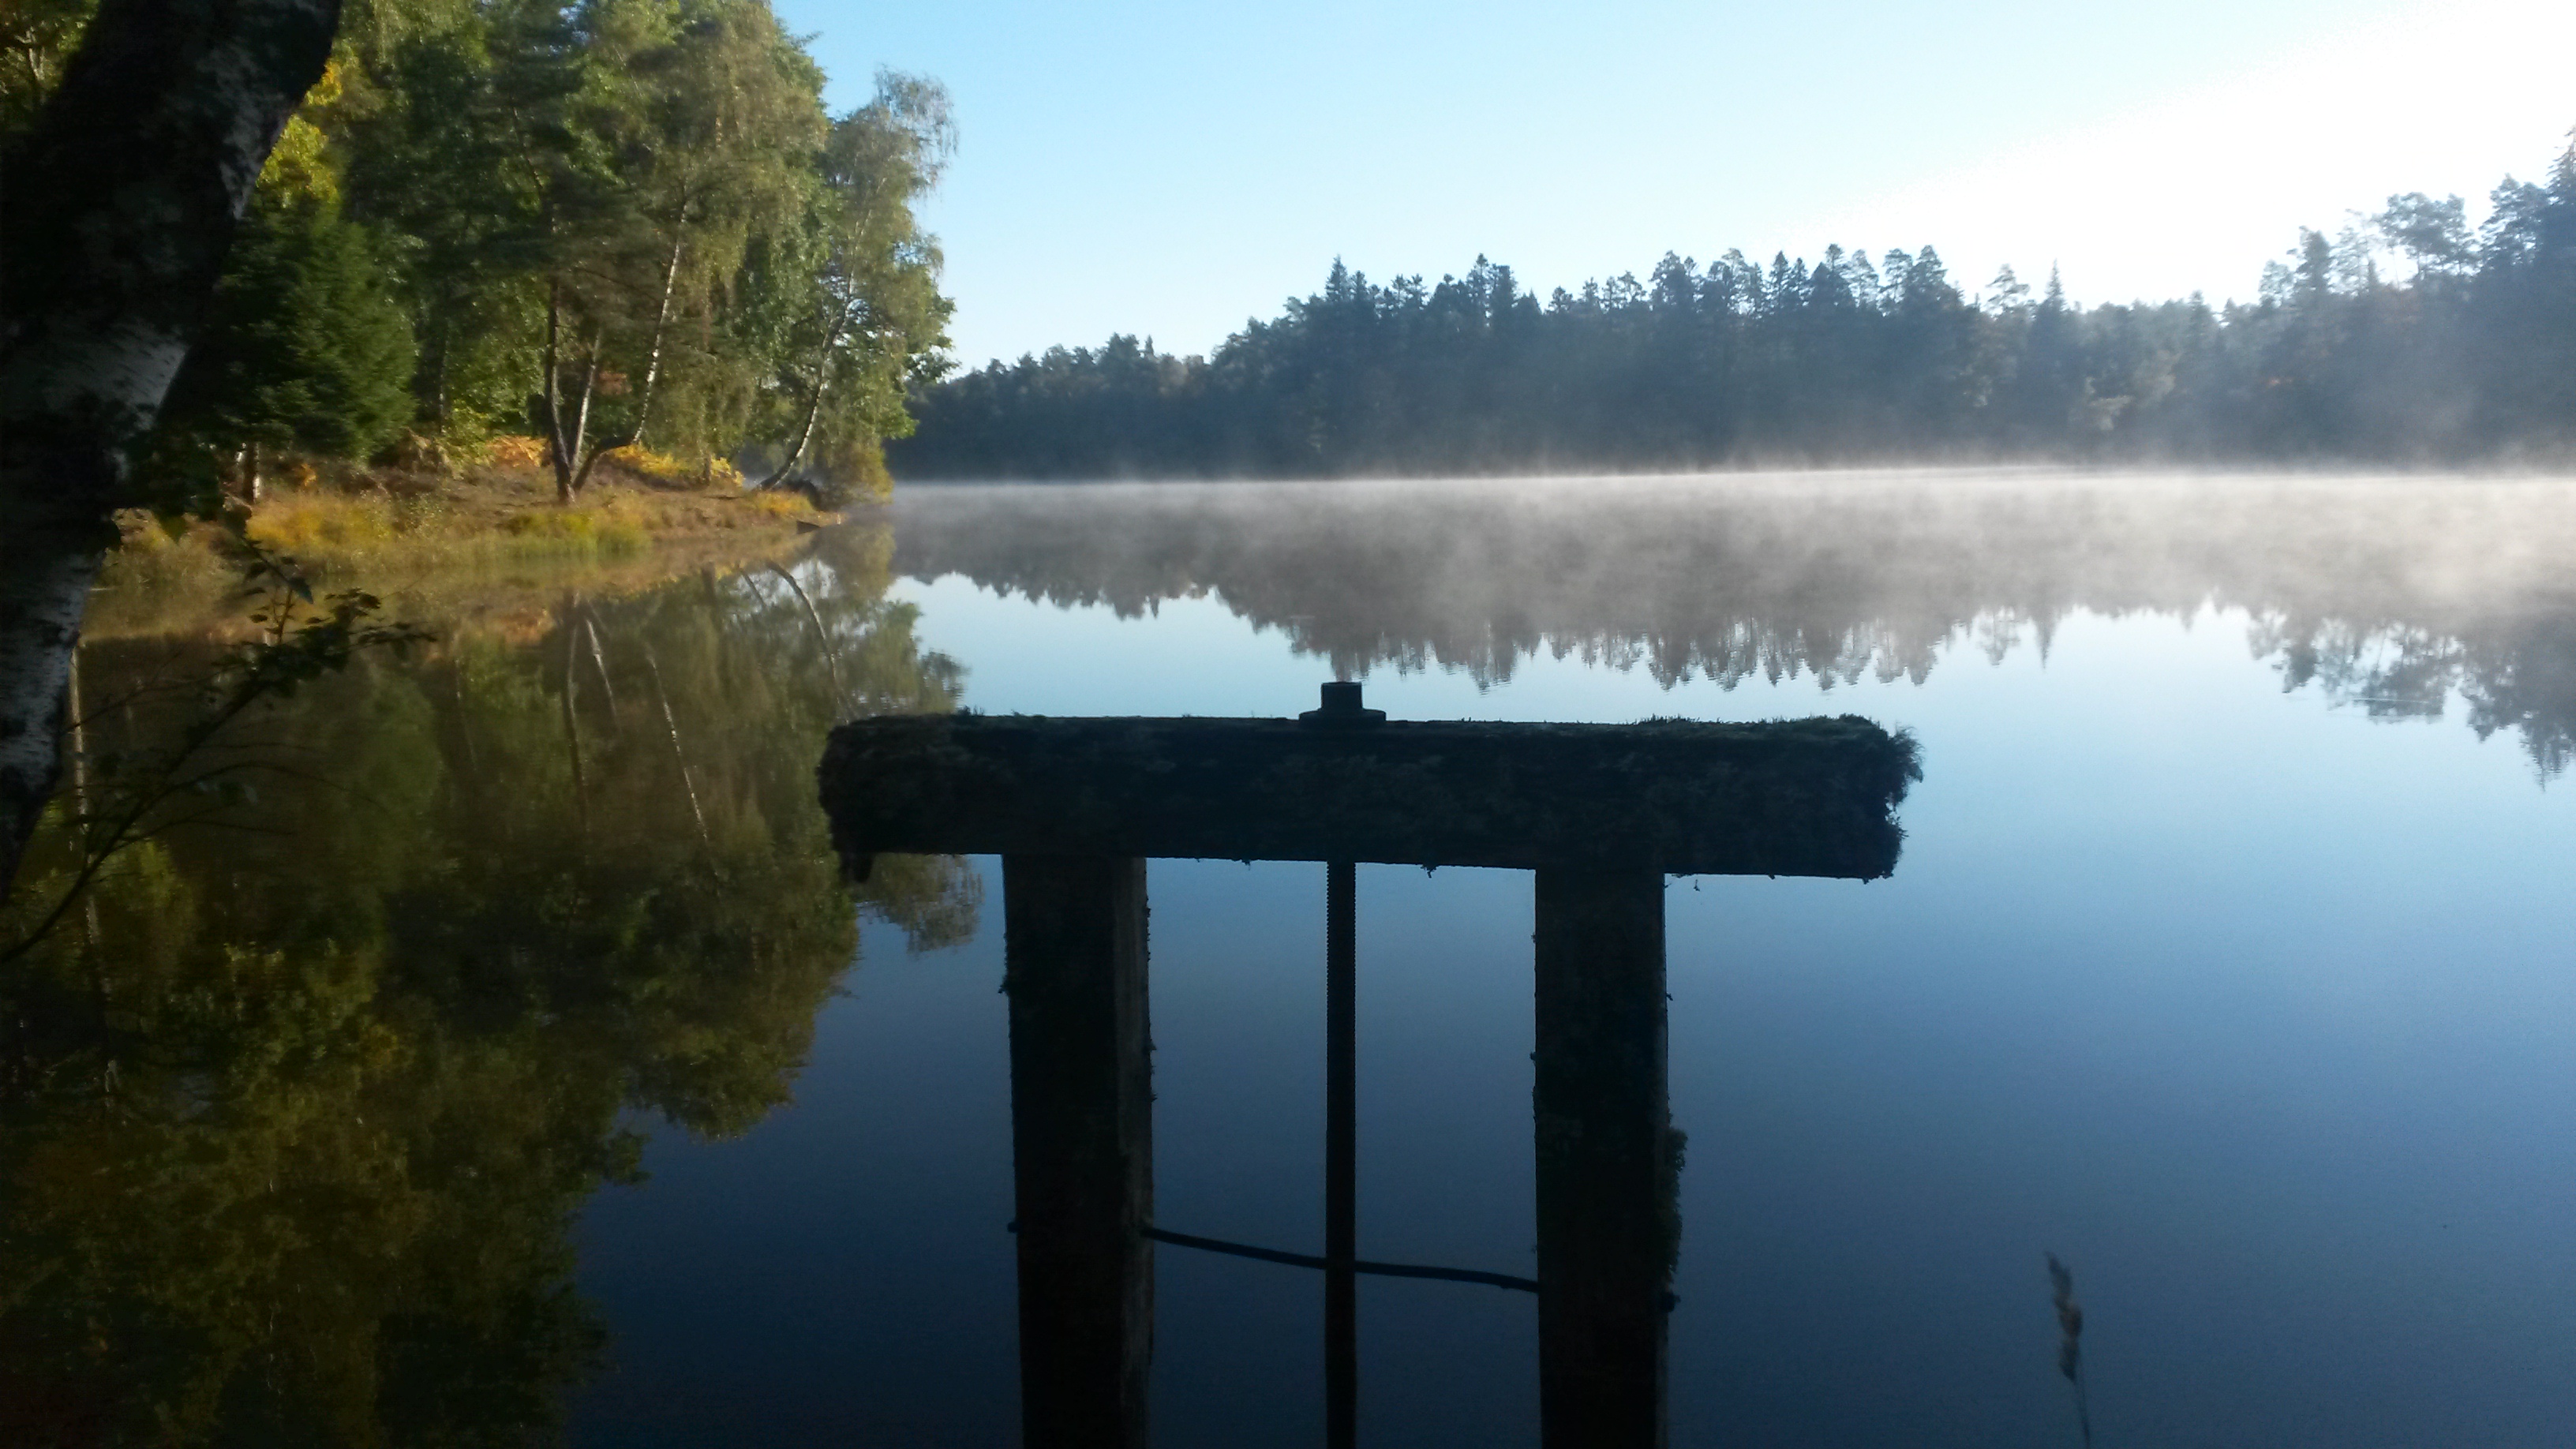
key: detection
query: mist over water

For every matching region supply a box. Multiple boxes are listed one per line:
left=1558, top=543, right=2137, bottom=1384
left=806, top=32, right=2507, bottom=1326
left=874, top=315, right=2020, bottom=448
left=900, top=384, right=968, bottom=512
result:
left=888, top=470, right=2576, bottom=775
left=21, top=466, right=2555, bottom=1446
left=566, top=470, right=2576, bottom=1447
left=9, top=0, right=2570, bottom=1430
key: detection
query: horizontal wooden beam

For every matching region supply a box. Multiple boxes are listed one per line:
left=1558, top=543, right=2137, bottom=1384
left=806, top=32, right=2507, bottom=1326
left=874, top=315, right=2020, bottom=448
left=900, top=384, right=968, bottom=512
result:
left=819, top=713, right=1916, bottom=877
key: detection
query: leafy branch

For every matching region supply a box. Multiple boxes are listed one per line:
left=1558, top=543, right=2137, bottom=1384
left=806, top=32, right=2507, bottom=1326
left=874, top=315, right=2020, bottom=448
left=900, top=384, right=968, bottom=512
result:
left=0, top=536, right=432, bottom=965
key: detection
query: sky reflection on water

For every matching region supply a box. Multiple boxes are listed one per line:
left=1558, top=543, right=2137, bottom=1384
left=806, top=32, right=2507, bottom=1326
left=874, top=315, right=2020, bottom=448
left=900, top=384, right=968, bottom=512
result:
left=575, top=476, right=2576, bottom=1447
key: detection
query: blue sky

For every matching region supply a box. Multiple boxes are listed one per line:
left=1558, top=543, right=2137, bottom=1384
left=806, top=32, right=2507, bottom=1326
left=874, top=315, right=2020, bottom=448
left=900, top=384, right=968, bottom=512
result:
left=777, top=0, right=2575, bottom=368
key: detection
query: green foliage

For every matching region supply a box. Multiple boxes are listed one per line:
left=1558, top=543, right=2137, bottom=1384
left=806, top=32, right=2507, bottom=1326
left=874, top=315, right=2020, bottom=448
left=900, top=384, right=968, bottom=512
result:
left=309, top=0, right=951, bottom=503
left=0, top=0, right=95, bottom=139
left=155, top=191, right=419, bottom=476
left=0, top=527, right=975, bottom=1442
left=95, top=0, right=954, bottom=503
left=738, top=74, right=955, bottom=497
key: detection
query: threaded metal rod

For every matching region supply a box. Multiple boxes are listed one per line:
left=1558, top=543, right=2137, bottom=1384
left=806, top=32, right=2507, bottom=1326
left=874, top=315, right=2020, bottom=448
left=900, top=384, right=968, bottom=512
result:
left=1325, top=858, right=1357, bottom=1449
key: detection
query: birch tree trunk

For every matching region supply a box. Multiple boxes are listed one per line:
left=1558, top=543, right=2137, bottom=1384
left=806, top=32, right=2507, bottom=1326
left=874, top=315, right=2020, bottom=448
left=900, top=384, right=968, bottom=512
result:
left=541, top=279, right=577, bottom=501
left=0, top=0, right=340, bottom=899
left=566, top=328, right=603, bottom=498
left=758, top=370, right=831, bottom=491
left=630, top=227, right=686, bottom=448
left=539, top=287, right=609, bottom=504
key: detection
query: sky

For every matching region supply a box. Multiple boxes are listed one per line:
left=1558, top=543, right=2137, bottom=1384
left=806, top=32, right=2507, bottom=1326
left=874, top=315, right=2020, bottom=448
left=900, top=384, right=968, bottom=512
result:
left=775, top=0, right=2576, bottom=369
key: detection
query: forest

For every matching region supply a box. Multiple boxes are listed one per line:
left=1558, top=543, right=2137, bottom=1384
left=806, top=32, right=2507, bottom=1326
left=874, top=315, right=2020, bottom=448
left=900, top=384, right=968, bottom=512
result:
left=891, top=135, right=2576, bottom=479
left=0, top=0, right=953, bottom=507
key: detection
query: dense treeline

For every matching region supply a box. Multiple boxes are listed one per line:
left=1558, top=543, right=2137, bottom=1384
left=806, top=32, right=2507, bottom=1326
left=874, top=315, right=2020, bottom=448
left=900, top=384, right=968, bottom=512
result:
left=1, top=0, right=953, bottom=505
left=893, top=135, right=2576, bottom=479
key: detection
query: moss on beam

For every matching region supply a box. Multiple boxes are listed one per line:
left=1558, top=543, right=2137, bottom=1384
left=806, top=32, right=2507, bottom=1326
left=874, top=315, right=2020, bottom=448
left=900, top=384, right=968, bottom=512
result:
left=819, top=713, right=1917, bottom=879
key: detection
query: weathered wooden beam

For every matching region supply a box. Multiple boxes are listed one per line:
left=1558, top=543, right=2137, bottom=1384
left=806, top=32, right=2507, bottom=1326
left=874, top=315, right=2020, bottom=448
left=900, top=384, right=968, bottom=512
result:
left=1003, top=854, right=1154, bottom=1448
left=1533, top=866, right=1675, bottom=1449
left=821, top=713, right=1916, bottom=877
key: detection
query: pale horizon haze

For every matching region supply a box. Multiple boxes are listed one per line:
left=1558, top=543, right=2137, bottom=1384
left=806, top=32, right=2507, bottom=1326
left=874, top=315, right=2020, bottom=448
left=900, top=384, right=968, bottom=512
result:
left=780, top=0, right=2576, bottom=369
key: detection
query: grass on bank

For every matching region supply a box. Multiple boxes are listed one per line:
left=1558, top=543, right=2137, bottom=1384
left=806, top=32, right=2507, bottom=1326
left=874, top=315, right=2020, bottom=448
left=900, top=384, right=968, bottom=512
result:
left=90, top=438, right=833, bottom=638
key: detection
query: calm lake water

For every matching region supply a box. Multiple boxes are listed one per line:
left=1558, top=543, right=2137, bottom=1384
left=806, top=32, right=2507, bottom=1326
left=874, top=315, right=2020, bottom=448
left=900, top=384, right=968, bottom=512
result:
left=8, top=472, right=2573, bottom=1447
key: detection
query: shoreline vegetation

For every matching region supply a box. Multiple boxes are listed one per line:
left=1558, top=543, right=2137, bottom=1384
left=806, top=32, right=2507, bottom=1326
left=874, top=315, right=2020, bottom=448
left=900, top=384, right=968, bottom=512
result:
left=4, top=0, right=957, bottom=621
left=87, top=439, right=830, bottom=642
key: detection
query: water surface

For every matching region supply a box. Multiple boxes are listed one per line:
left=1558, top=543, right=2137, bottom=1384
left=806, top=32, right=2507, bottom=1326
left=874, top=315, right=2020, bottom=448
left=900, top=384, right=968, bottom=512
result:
left=592, top=473, right=2576, bottom=1447
left=7, top=473, right=2571, bottom=1447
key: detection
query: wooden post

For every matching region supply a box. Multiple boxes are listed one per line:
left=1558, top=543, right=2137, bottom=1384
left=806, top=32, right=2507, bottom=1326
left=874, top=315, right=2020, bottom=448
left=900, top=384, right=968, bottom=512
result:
left=1325, top=859, right=1357, bottom=1449
left=1533, top=867, right=1673, bottom=1449
left=1003, top=854, right=1154, bottom=1448
left=818, top=695, right=1919, bottom=1445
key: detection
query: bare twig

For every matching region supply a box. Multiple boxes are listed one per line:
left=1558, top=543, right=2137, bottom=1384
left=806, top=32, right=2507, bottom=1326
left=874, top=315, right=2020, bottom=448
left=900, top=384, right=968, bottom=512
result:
left=2047, top=1252, right=2094, bottom=1449
left=1, top=535, right=429, bottom=963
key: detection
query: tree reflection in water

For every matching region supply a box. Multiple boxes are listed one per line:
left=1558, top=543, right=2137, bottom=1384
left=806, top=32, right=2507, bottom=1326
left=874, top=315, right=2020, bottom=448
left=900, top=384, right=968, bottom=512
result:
left=0, top=526, right=975, bottom=1446
left=889, top=474, right=2576, bottom=777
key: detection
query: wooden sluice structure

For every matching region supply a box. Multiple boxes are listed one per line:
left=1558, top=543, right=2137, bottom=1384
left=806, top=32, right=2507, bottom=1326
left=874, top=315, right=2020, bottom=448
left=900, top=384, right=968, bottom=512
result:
left=819, top=683, right=1919, bottom=1449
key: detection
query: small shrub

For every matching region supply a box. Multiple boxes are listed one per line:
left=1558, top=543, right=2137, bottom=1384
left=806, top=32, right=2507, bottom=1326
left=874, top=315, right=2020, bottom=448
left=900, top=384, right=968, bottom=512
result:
left=743, top=489, right=814, bottom=520
left=247, top=494, right=396, bottom=551
left=482, top=434, right=549, bottom=470
left=503, top=508, right=593, bottom=540
left=112, top=509, right=177, bottom=553
left=498, top=503, right=651, bottom=558
left=594, top=514, right=650, bottom=552
left=605, top=444, right=746, bottom=492
left=601, top=443, right=688, bottom=484
left=390, top=492, right=453, bottom=534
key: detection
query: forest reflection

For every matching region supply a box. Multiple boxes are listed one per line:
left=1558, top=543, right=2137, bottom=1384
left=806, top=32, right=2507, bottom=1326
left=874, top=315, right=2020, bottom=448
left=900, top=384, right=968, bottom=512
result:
left=0, top=528, right=975, bottom=1445
left=889, top=474, right=2576, bottom=777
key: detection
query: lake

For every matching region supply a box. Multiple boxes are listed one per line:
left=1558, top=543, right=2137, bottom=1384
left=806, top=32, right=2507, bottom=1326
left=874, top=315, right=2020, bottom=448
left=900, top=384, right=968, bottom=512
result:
left=7, top=472, right=2572, bottom=1447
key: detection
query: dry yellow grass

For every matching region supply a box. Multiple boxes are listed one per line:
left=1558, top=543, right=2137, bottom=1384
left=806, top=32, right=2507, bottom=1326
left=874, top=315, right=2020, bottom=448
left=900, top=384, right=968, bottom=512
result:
left=88, top=447, right=836, bottom=638
left=743, top=489, right=815, bottom=519
left=599, top=443, right=747, bottom=492
left=246, top=493, right=399, bottom=552
left=481, top=434, right=550, bottom=470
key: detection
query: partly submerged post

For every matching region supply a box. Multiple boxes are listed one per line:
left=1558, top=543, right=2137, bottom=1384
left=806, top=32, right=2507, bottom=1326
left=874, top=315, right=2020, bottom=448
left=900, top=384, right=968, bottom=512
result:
left=1324, top=856, right=1357, bottom=1449
left=1002, top=854, right=1154, bottom=1448
left=1307, top=682, right=1376, bottom=1449
left=1533, top=866, right=1674, bottom=1447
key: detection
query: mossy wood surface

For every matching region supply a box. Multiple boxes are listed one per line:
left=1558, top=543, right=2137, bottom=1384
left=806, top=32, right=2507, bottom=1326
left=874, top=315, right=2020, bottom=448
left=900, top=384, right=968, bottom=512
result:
left=820, top=713, right=1916, bottom=877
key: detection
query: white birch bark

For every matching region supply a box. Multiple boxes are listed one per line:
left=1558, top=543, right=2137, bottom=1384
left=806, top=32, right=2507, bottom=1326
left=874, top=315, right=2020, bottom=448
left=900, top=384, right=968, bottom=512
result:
left=0, top=0, right=339, bottom=897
